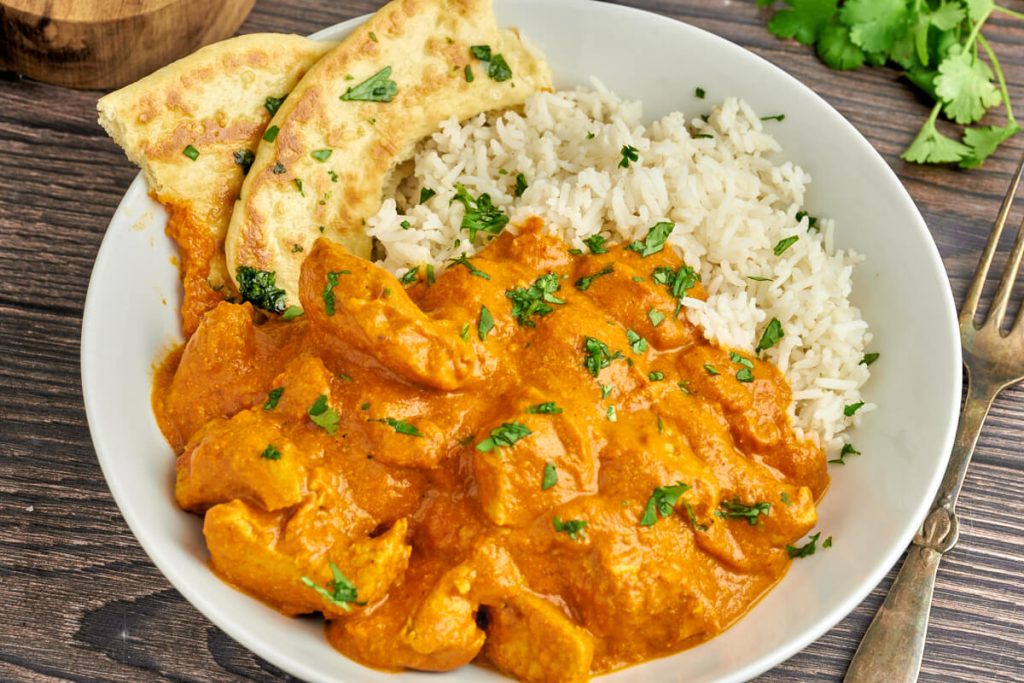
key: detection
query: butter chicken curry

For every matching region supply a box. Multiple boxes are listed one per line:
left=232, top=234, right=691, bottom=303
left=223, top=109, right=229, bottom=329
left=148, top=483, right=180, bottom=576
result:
left=155, top=220, right=828, bottom=681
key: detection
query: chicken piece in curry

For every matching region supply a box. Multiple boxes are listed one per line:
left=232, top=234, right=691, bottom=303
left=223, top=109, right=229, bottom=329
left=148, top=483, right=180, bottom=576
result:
left=154, top=219, right=828, bottom=681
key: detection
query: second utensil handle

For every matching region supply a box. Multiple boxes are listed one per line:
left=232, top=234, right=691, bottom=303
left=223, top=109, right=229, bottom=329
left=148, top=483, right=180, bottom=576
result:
left=843, top=543, right=943, bottom=683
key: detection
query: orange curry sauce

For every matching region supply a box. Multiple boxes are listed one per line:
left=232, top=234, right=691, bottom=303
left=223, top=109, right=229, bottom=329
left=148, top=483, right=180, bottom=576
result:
left=153, top=219, right=828, bottom=682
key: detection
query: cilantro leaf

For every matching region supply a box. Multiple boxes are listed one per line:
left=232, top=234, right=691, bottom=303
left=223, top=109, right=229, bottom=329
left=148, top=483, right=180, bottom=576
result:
left=236, top=266, right=288, bottom=313
left=840, top=0, right=911, bottom=57
left=374, top=417, right=423, bottom=437
left=526, top=402, right=563, bottom=414
left=787, top=531, right=823, bottom=559
left=816, top=20, right=866, bottom=70
left=902, top=110, right=971, bottom=163
left=716, top=499, right=771, bottom=525
left=301, top=561, right=364, bottom=611
left=506, top=274, right=564, bottom=326
left=639, top=481, right=690, bottom=526
left=451, top=183, right=509, bottom=241
left=935, top=46, right=1002, bottom=125
left=768, top=0, right=838, bottom=46
left=930, top=2, right=966, bottom=31
left=582, top=336, right=623, bottom=377
left=542, top=462, right=558, bottom=490
left=960, top=122, right=1021, bottom=168
left=575, top=264, right=614, bottom=291
left=308, top=395, right=340, bottom=435
left=340, top=66, right=398, bottom=102
left=582, top=234, right=608, bottom=254
left=626, top=221, right=675, bottom=257
left=553, top=516, right=588, bottom=541
left=478, top=305, right=494, bottom=341
left=756, top=318, right=785, bottom=355
left=477, top=422, right=532, bottom=452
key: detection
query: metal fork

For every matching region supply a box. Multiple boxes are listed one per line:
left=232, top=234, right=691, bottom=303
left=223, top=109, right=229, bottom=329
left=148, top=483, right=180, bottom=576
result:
left=844, top=151, right=1024, bottom=683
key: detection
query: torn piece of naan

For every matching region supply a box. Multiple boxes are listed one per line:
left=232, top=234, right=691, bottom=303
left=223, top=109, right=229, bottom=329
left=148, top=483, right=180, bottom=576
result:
left=225, top=0, right=552, bottom=309
left=97, top=34, right=335, bottom=334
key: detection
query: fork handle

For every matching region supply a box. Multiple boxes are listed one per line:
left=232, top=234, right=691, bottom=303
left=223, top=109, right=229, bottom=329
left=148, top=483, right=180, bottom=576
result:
left=844, top=382, right=996, bottom=683
left=843, top=542, right=943, bottom=683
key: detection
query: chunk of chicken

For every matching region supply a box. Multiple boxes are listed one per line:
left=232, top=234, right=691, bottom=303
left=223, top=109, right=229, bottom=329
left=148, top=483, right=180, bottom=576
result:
left=299, top=239, right=478, bottom=391
left=484, top=593, right=595, bottom=683
left=472, top=411, right=597, bottom=526
left=175, top=410, right=306, bottom=513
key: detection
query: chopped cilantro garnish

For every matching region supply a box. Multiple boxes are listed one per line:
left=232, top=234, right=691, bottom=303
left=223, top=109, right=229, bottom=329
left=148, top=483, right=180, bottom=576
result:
left=308, top=395, right=339, bottom=435
left=182, top=144, right=199, bottom=161
left=478, top=305, right=494, bottom=341
left=606, top=405, right=618, bottom=422
left=301, top=561, right=364, bottom=611
left=236, top=266, right=287, bottom=313
left=282, top=305, right=304, bottom=321
left=795, top=210, right=819, bottom=231
left=272, top=162, right=286, bottom=174
left=781, top=491, right=792, bottom=505
left=575, top=264, right=613, bottom=291
left=736, top=367, right=755, bottom=383
left=861, top=352, right=880, bottom=366
left=542, top=462, right=558, bottom=490
left=618, top=144, right=639, bottom=168
left=477, top=422, right=532, bottom=452
left=373, top=417, right=423, bottom=437
left=487, top=54, right=513, bottom=81
left=787, top=532, right=823, bottom=559
left=553, top=516, right=588, bottom=541
left=514, top=173, right=528, bottom=197
left=451, top=183, right=509, bottom=240
left=695, top=87, right=706, bottom=99
left=261, top=444, right=282, bottom=460
left=294, top=179, right=304, bottom=196
left=582, top=234, right=607, bottom=254
left=311, top=148, right=333, bottom=162
left=824, top=536, right=833, bottom=548
left=526, top=402, right=562, bottom=414
left=263, top=387, right=284, bottom=410
left=648, top=371, right=665, bottom=381
left=703, top=364, right=719, bottom=376
left=626, top=329, right=648, bottom=354
left=464, top=64, right=474, bottom=82
left=263, top=125, right=279, bottom=142
left=426, top=264, right=436, bottom=285
left=756, top=318, right=785, bottom=355
left=264, top=95, right=286, bottom=116
left=773, top=235, right=799, bottom=256
left=844, top=402, right=865, bottom=417
left=640, top=481, right=690, bottom=526
left=652, top=264, right=700, bottom=314
left=448, top=254, right=491, bottom=280
left=506, top=274, right=564, bottom=326
left=678, top=380, right=690, bottom=395
left=470, top=45, right=492, bottom=61
left=582, top=336, right=623, bottom=377
left=829, top=442, right=862, bottom=465
left=460, top=323, right=470, bottom=341
left=747, top=275, right=773, bottom=282
left=761, top=113, right=786, bottom=121
left=340, top=66, right=398, bottom=102
left=322, top=270, right=350, bottom=316
left=716, top=499, right=771, bottom=525
left=626, top=221, right=674, bottom=257
left=399, top=267, right=419, bottom=285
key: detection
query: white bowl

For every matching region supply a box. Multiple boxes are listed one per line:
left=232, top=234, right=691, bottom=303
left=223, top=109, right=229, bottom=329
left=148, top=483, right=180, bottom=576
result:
left=81, top=1, right=962, bottom=681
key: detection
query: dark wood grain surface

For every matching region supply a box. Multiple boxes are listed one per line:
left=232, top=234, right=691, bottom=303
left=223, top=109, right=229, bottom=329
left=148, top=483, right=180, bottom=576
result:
left=1, top=1, right=1022, bottom=681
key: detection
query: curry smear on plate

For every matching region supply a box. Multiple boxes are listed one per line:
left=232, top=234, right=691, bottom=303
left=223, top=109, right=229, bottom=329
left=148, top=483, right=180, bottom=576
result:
left=153, top=220, right=828, bottom=681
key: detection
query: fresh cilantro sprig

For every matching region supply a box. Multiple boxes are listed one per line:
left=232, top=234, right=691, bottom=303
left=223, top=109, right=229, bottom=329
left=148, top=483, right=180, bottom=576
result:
left=757, top=0, right=1021, bottom=166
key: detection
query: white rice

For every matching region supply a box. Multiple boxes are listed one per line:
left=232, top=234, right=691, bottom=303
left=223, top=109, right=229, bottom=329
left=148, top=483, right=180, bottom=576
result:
left=367, top=82, right=874, bottom=454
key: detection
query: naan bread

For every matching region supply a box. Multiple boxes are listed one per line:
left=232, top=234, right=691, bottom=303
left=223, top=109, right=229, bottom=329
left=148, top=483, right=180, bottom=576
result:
left=97, top=34, right=335, bottom=334
left=225, top=0, right=552, bottom=308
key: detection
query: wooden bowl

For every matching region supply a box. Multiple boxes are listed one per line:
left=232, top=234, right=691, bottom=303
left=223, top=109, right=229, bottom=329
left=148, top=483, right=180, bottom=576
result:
left=0, top=0, right=257, bottom=90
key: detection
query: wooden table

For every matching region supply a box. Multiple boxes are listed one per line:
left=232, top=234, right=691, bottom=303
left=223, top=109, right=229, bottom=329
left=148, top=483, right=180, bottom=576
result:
left=1, top=1, right=1021, bottom=681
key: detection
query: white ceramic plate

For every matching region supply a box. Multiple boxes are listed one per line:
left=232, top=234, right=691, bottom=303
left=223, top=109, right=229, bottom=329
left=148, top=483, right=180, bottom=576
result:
left=82, top=1, right=962, bottom=681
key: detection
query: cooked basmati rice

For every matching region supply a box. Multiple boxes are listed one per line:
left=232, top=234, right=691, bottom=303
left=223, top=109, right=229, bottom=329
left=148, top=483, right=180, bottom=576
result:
left=367, top=82, right=874, bottom=454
